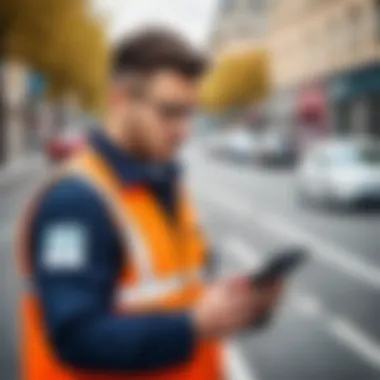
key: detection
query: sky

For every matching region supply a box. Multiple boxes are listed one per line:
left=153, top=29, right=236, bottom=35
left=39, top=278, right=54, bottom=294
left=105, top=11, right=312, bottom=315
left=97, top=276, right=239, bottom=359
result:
left=92, top=0, right=218, bottom=47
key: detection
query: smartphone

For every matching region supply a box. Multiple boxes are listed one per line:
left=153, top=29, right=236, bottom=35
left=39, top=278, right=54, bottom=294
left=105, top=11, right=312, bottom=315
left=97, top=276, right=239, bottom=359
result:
left=251, top=246, right=308, bottom=287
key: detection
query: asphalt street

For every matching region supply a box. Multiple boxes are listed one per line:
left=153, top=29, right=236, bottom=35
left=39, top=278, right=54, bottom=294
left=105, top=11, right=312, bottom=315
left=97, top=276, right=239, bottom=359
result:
left=0, top=162, right=47, bottom=380
left=1, top=143, right=380, bottom=380
left=185, top=140, right=380, bottom=380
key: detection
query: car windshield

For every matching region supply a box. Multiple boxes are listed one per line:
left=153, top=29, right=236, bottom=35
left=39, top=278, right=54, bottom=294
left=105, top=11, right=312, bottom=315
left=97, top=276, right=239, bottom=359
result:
left=328, top=144, right=380, bottom=166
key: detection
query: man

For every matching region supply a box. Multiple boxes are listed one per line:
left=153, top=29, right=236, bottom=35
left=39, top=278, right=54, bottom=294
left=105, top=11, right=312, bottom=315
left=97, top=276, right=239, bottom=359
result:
left=18, top=28, right=283, bottom=380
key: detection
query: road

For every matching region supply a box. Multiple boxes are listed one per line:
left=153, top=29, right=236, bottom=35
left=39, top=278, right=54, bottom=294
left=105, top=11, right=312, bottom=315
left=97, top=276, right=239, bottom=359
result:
left=184, top=141, right=380, bottom=380
left=1, top=143, right=380, bottom=380
left=0, top=162, right=47, bottom=380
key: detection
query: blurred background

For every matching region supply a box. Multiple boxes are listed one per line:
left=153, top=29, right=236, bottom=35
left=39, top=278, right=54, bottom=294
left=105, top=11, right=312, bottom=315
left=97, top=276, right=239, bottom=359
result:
left=1, top=1, right=380, bottom=379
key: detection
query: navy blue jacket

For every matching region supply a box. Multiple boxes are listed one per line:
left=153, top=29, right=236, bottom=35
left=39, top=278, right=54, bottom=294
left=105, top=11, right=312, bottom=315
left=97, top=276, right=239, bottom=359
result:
left=30, top=131, right=195, bottom=372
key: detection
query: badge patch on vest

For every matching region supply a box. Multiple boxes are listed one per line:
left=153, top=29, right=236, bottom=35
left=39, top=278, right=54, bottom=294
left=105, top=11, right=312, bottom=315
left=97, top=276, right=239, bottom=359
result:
left=41, top=223, right=87, bottom=271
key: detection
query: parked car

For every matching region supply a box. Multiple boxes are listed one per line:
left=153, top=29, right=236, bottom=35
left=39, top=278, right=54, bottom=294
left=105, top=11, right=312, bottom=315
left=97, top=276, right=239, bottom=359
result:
left=257, top=131, right=297, bottom=167
left=296, top=139, right=380, bottom=207
left=208, top=128, right=258, bottom=163
left=45, top=127, right=86, bottom=162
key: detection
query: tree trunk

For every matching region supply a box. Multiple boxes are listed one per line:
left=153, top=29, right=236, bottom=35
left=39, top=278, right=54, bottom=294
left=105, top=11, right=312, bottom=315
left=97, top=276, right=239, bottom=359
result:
left=0, top=54, right=6, bottom=165
left=0, top=14, right=16, bottom=166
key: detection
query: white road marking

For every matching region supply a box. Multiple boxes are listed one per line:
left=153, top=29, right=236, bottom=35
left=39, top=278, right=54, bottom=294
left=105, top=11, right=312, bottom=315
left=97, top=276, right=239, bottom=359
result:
left=295, top=292, right=380, bottom=370
left=329, top=317, right=380, bottom=370
left=197, top=185, right=380, bottom=290
left=222, top=234, right=380, bottom=372
left=225, top=342, right=258, bottom=380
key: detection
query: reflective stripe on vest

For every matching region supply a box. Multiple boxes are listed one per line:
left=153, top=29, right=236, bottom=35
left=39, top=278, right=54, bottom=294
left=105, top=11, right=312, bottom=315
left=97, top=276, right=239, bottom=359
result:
left=117, top=275, right=183, bottom=306
left=67, top=165, right=155, bottom=285
left=116, top=268, right=205, bottom=307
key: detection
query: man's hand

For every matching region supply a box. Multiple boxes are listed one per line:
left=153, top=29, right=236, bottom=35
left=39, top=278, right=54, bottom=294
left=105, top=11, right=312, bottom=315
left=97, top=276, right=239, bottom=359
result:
left=192, top=276, right=283, bottom=340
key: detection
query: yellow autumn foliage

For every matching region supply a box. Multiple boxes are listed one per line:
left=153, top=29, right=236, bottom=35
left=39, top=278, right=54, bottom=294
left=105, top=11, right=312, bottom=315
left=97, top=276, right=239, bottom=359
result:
left=200, top=48, right=271, bottom=113
left=2, top=0, right=109, bottom=111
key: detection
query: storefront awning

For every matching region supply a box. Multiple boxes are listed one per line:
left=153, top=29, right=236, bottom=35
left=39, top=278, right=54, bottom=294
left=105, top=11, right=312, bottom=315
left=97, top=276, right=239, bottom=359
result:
left=329, top=64, right=380, bottom=102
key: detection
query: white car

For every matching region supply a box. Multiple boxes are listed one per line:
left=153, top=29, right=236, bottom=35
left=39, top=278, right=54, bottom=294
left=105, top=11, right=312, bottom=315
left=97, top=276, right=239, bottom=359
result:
left=257, top=131, right=296, bottom=167
left=296, top=140, right=380, bottom=207
left=208, top=128, right=258, bottom=162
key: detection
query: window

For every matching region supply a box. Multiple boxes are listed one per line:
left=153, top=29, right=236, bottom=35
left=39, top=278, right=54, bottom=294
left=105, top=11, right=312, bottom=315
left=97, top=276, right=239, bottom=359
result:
left=306, top=32, right=318, bottom=70
left=238, top=20, right=251, bottom=39
left=307, top=0, right=319, bottom=7
left=375, top=0, right=380, bottom=39
left=221, top=0, right=234, bottom=13
left=326, top=18, right=337, bottom=65
left=348, top=5, right=362, bottom=52
left=249, top=0, right=265, bottom=11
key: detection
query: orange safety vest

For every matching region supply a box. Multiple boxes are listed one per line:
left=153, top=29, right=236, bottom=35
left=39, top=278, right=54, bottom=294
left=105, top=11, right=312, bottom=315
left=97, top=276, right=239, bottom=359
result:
left=17, top=147, right=222, bottom=380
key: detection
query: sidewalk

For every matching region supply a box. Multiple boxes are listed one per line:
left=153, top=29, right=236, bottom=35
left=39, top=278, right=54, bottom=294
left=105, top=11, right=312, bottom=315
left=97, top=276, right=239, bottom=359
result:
left=0, top=154, right=46, bottom=189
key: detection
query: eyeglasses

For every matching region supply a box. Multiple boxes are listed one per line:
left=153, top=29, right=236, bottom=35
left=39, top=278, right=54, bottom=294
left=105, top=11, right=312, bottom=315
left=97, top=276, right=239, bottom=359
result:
left=126, top=82, right=196, bottom=120
left=150, top=100, right=195, bottom=120
left=127, top=85, right=195, bottom=120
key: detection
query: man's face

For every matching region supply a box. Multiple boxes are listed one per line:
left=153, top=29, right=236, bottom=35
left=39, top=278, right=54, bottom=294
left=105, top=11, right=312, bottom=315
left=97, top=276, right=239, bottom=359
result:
left=120, top=70, right=199, bottom=162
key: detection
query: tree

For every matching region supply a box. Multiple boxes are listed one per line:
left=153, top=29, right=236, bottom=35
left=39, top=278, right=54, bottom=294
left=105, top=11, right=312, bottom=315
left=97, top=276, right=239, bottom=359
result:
left=42, top=12, right=109, bottom=112
left=4, top=0, right=108, bottom=110
left=200, top=48, right=271, bottom=113
left=0, top=0, right=108, bottom=160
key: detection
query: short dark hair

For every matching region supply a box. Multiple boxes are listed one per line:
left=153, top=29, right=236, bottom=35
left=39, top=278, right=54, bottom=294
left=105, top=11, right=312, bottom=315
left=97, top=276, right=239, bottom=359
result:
left=111, top=27, right=208, bottom=79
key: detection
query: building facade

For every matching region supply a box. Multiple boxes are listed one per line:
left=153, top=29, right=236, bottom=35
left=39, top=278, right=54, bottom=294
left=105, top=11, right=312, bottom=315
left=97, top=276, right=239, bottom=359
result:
left=268, top=0, right=380, bottom=137
left=211, top=0, right=268, bottom=54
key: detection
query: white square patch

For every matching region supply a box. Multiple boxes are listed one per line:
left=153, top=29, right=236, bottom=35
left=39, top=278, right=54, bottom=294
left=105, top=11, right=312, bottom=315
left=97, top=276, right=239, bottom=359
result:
left=41, top=223, right=87, bottom=271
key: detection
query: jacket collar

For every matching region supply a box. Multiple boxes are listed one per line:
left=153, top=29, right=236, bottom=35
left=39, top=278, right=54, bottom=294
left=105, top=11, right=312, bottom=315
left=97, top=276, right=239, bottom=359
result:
left=89, top=129, right=180, bottom=186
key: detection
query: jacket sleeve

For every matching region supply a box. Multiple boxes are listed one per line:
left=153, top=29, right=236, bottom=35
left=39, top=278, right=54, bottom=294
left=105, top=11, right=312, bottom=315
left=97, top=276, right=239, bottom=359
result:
left=30, top=178, right=195, bottom=372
